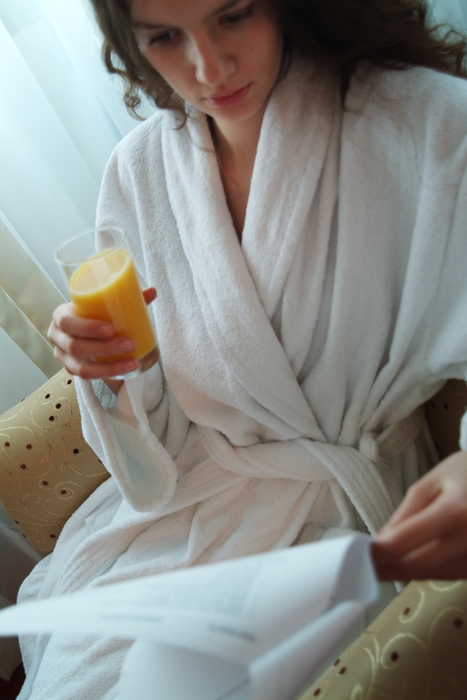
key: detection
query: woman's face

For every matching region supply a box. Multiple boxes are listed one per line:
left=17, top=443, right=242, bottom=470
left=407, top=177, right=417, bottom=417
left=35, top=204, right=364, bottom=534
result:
left=130, top=0, right=283, bottom=132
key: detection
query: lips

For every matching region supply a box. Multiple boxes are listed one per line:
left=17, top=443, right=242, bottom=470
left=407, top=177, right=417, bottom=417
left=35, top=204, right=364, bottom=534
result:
left=205, top=84, right=251, bottom=108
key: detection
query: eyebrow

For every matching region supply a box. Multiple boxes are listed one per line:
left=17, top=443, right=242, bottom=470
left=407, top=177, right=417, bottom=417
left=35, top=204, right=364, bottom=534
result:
left=131, top=0, right=246, bottom=29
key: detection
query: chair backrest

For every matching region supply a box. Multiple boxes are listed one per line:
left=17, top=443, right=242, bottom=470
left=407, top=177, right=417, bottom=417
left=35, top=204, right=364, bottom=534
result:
left=424, top=379, right=467, bottom=460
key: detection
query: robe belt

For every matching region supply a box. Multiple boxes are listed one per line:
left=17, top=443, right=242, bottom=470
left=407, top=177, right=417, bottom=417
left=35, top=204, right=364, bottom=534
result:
left=198, top=406, right=425, bottom=534
left=358, top=407, right=425, bottom=466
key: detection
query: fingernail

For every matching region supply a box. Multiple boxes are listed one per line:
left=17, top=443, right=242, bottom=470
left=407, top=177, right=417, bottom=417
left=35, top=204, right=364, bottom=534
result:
left=119, top=340, right=135, bottom=352
left=123, top=360, right=138, bottom=372
left=98, top=325, right=113, bottom=337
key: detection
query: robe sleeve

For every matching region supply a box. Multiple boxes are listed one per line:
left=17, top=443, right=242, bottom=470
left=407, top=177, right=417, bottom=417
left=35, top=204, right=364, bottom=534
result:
left=422, top=101, right=467, bottom=448
left=73, top=121, right=192, bottom=510
left=424, top=151, right=467, bottom=383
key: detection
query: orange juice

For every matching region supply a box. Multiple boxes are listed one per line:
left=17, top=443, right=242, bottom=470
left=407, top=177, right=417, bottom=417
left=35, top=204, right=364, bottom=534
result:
left=69, top=248, right=157, bottom=363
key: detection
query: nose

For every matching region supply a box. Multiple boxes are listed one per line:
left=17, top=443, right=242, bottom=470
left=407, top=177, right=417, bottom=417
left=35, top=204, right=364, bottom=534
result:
left=188, top=32, right=234, bottom=86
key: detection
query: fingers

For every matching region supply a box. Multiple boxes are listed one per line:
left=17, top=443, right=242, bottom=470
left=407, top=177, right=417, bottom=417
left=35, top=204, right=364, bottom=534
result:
left=47, top=287, right=157, bottom=380
left=52, top=324, right=135, bottom=360
left=376, top=494, right=455, bottom=559
left=374, top=501, right=467, bottom=576
left=52, top=342, right=139, bottom=381
left=47, top=302, right=139, bottom=380
left=378, top=453, right=467, bottom=546
left=374, top=536, right=467, bottom=581
left=378, top=477, right=440, bottom=532
left=373, top=452, right=467, bottom=581
left=49, top=303, right=112, bottom=341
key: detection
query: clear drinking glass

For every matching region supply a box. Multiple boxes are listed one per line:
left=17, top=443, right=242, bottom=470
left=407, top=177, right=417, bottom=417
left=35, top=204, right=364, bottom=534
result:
left=54, top=227, right=159, bottom=379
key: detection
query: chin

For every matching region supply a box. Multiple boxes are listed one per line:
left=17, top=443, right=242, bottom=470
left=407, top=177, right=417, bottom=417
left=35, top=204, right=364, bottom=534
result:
left=208, top=97, right=268, bottom=125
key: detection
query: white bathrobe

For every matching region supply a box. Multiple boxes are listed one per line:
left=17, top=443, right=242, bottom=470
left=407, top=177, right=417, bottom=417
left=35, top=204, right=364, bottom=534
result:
left=17, top=61, right=467, bottom=699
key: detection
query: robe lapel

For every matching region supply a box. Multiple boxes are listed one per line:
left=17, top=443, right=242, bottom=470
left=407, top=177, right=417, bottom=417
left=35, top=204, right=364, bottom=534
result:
left=242, top=62, right=338, bottom=320
left=161, top=64, right=338, bottom=441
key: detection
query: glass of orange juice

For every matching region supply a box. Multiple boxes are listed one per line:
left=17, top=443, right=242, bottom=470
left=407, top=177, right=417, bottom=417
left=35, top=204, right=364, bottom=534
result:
left=54, top=227, right=159, bottom=379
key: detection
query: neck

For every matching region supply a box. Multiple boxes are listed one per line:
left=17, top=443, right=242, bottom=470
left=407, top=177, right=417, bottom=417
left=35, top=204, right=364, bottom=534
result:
left=209, top=110, right=264, bottom=174
left=208, top=110, right=266, bottom=240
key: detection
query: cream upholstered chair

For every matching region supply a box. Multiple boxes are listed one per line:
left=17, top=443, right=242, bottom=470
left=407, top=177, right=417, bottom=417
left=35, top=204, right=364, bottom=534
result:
left=1, top=371, right=467, bottom=699
left=300, top=578, right=467, bottom=699
left=0, top=369, right=108, bottom=556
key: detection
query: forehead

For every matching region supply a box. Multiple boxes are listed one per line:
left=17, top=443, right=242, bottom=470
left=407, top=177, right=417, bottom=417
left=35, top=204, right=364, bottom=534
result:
left=129, top=0, right=249, bottom=25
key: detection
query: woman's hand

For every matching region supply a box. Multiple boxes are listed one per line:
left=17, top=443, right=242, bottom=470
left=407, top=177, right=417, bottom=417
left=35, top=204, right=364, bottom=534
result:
left=372, top=450, right=467, bottom=581
left=47, top=287, right=157, bottom=392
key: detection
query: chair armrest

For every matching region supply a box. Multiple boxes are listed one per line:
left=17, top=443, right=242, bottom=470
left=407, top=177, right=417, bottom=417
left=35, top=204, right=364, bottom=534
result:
left=300, top=578, right=467, bottom=699
left=0, top=369, right=109, bottom=556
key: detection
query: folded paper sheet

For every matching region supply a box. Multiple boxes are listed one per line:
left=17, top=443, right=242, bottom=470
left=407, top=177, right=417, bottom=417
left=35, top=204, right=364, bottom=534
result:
left=0, top=535, right=377, bottom=700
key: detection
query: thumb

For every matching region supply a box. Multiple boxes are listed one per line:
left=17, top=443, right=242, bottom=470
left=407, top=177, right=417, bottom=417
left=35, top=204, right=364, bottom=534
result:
left=142, top=287, right=157, bottom=305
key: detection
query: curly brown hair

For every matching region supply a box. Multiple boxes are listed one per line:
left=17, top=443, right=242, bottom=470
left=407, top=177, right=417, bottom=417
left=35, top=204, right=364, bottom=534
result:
left=88, top=0, right=467, bottom=120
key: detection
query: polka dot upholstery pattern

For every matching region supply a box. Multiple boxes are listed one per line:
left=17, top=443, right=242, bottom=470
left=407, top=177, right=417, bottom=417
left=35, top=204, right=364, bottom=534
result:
left=0, top=369, right=109, bottom=556
left=299, top=579, right=467, bottom=700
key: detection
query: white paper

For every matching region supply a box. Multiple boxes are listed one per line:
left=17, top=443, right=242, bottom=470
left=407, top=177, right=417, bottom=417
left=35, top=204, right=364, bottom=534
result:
left=118, top=639, right=249, bottom=700
left=0, top=534, right=378, bottom=700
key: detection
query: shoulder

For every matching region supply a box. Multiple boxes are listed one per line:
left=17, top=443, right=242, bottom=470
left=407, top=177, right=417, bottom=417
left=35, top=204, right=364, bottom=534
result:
left=97, top=112, right=166, bottom=219
left=96, top=112, right=168, bottom=273
left=348, top=65, right=467, bottom=116
left=106, top=110, right=166, bottom=177
left=346, top=66, right=467, bottom=156
left=354, top=62, right=466, bottom=95
left=381, top=67, right=467, bottom=117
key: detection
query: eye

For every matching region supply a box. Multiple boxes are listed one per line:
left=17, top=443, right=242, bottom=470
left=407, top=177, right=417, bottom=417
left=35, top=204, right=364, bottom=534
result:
left=146, top=29, right=178, bottom=47
left=221, top=2, right=256, bottom=25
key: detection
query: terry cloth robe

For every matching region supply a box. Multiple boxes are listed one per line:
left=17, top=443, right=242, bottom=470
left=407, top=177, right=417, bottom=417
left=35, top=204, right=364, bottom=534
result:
left=17, top=61, right=467, bottom=700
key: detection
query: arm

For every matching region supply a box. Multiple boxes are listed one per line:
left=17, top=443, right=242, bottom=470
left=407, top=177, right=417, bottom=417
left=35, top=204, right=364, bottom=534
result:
left=372, top=450, right=467, bottom=581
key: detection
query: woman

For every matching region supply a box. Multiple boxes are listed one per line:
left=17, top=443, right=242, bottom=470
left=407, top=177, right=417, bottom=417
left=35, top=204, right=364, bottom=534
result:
left=20, top=0, right=467, bottom=697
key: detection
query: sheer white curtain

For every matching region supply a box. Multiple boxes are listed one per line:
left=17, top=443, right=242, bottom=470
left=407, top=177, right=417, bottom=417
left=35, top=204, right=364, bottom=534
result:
left=431, top=0, right=467, bottom=28
left=0, top=0, right=153, bottom=414
left=0, top=0, right=154, bottom=679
